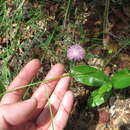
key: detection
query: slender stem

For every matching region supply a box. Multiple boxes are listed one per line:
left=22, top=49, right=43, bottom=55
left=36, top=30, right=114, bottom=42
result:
left=63, top=0, right=71, bottom=28
left=103, top=0, right=110, bottom=49
left=0, top=73, right=70, bottom=97
left=45, top=86, right=55, bottom=130
left=103, top=44, right=127, bottom=68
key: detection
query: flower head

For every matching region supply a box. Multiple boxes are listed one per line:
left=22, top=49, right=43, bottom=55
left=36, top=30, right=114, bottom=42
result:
left=67, top=45, right=85, bottom=61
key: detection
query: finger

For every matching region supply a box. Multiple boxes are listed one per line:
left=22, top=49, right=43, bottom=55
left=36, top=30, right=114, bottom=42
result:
left=36, top=75, right=70, bottom=129
left=0, top=98, right=37, bottom=127
left=1, top=59, right=41, bottom=104
left=31, top=63, right=64, bottom=118
left=48, top=91, right=74, bottom=130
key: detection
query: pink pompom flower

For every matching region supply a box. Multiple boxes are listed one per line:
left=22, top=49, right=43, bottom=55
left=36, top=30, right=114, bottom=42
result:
left=67, top=45, right=85, bottom=61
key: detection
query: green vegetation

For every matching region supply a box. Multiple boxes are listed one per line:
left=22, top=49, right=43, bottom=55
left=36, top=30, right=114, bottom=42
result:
left=0, top=0, right=130, bottom=128
left=71, top=65, right=130, bottom=107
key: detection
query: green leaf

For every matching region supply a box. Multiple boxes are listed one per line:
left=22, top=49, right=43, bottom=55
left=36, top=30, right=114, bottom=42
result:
left=121, top=40, right=130, bottom=46
left=112, top=69, right=130, bottom=89
left=88, top=82, right=112, bottom=107
left=85, top=54, right=99, bottom=60
left=52, top=0, right=62, bottom=2
left=70, top=65, right=109, bottom=87
left=0, top=80, right=5, bottom=93
left=41, top=30, right=55, bottom=48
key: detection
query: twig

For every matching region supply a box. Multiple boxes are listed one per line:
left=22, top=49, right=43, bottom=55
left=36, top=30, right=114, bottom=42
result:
left=103, top=0, right=110, bottom=49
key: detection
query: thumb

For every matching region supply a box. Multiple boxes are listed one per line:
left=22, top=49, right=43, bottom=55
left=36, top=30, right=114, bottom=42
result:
left=0, top=98, right=37, bottom=126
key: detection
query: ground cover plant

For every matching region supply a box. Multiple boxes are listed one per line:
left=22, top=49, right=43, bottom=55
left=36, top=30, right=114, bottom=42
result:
left=70, top=65, right=130, bottom=107
left=0, top=0, right=130, bottom=129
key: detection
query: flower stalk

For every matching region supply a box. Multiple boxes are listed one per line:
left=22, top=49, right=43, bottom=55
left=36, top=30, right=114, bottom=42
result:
left=0, top=73, right=70, bottom=97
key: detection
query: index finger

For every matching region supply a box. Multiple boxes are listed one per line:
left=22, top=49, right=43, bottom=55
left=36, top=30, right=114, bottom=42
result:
left=1, top=59, right=41, bottom=104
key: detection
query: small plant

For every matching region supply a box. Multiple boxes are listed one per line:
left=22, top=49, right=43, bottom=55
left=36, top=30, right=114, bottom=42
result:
left=1, top=44, right=130, bottom=108
left=70, top=65, right=130, bottom=107
left=1, top=64, right=130, bottom=108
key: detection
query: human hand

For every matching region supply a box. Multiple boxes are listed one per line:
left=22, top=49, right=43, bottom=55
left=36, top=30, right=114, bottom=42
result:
left=0, top=59, right=74, bottom=130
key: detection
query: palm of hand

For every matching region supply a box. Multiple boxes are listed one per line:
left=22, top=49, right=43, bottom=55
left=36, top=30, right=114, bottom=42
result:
left=0, top=59, right=73, bottom=130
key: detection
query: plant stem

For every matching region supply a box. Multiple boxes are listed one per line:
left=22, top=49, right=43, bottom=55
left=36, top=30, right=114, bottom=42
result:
left=0, top=73, right=70, bottom=97
left=103, top=44, right=128, bottom=68
left=45, top=86, right=55, bottom=130
left=103, top=0, right=110, bottom=49
left=63, top=0, right=71, bottom=28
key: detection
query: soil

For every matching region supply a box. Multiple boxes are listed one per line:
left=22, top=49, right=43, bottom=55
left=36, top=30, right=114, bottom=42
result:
left=0, top=0, right=130, bottom=130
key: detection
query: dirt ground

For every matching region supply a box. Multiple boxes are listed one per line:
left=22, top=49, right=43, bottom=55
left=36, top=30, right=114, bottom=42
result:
left=0, top=0, right=130, bottom=130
